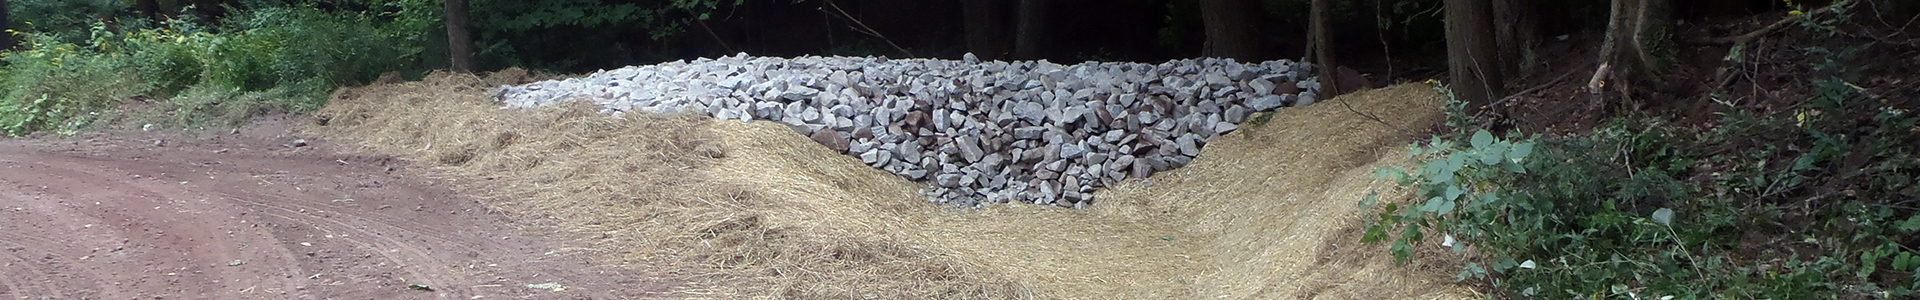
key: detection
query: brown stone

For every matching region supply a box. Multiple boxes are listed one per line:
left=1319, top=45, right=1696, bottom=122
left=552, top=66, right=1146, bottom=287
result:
left=810, top=130, right=850, bottom=153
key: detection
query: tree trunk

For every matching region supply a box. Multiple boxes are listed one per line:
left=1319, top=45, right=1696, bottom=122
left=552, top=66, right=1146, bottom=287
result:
left=192, top=0, right=225, bottom=20
left=1444, top=0, right=1504, bottom=109
left=1013, top=0, right=1047, bottom=59
left=1310, top=0, right=1341, bottom=95
left=0, top=0, right=10, bottom=51
left=445, top=0, right=474, bottom=73
left=1491, top=0, right=1538, bottom=77
left=1198, top=0, right=1260, bottom=60
left=135, top=0, right=160, bottom=21
left=962, top=0, right=1014, bottom=60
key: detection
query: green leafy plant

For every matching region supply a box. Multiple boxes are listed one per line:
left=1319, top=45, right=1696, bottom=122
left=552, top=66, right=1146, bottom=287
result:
left=1368, top=42, right=1919, bottom=298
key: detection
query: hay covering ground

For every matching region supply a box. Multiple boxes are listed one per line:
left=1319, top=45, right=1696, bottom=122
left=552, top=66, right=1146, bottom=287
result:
left=307, top=70, right=1474, bottom=299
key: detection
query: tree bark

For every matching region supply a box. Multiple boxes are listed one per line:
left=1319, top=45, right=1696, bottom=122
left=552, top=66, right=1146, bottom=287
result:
left=445, top=0, right=474, bottom=73
left=0, top=0, right=10, bottom=51
left=1198, top=0, right=1260, bottom=60
left=1310, top=0, right=1341, bottom=95
left=1013, top=0, right=1048, bottom=59
left=135, top=0, right=160, bottom=21
left=192, top=0, right=225, bottom=20
left=1491, top=0, right=1538, bottom=77
left=962, top=0, right=1014, bottom=60
left=1444, top=0, right=1504, bottom=109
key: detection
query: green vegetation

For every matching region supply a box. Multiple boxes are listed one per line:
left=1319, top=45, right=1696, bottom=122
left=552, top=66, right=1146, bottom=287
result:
left=1, top=1, right=436, bottom=135
left=1364, top=44, right=1918, bottom=300
left=0, top=0, right=771, bottom=136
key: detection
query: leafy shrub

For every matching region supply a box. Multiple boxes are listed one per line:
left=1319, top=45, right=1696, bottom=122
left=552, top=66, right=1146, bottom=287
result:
left=0, top=34, right=150, bottom=136
left=1368, top=74, right=1919, bottom=298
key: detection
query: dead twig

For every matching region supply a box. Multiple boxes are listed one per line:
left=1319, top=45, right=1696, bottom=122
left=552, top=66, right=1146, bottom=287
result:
left=819, top=0, right=915, bottom=58
left=696, top=19, right=736, bottom=54
left=1339, top=96, right=1405, bottom=134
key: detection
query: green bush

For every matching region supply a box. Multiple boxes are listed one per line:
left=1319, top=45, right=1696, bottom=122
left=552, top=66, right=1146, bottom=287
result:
left=0, top=3, right=436, bottom=135
left=0, top=34, right=151, bottom=136
left=1368, top=75, right=1919, bottom=298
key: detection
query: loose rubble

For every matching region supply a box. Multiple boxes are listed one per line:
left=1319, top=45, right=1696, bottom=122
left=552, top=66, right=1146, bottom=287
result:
left=495, top=53, right=1323, bottom=208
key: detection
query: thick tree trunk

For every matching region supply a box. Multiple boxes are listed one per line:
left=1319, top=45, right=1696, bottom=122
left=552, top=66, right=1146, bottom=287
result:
left=0, top=0, right=9, bottom=51
left=1198, top=0, right=1260, bottom=60
left=135, top=0, right=160, bottom=21
left=445, top=0, right=474, bottom=73
left=1491, top=0, right=1538, bottom=77
left=1310, top=0, right=1341, bottom=95
left=962, top=0, right=1014, bottom=60
left=1591, top=0, right=1671, bottom=95
left=1444, top=0, right=1504, bottom=109
left=1013, top=0, right=1047, bottom=59
left=192, top=0, right=225, bottom=20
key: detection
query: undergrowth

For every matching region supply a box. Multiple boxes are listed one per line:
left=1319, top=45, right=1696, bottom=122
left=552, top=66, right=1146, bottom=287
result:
left=1364, top=36, right=1918, bottom=300
left=0, top=3, right=434, bottom=136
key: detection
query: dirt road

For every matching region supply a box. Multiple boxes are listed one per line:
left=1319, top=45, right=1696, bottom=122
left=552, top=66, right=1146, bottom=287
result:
left=0, top=117, right=671, bottom=299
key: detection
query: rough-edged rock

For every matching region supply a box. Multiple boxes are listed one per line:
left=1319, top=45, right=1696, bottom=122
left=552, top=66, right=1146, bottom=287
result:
left=810, top=130, right=850, bottom=153
left=1248, top=95, right=1283, bottom=111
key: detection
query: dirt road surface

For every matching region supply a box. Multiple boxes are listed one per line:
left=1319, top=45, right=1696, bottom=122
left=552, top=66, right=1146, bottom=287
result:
left=0, top=117, right=672, bottom=299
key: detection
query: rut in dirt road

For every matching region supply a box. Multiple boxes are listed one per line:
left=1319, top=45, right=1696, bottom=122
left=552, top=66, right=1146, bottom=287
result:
left=0, top=128, right=676, bottom=299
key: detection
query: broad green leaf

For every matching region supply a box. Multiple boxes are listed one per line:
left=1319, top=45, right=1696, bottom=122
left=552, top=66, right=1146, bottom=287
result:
left=1508, top=141, right=1535, bottom=162
left=1651, top=208, right=1675, bottom=226
left=1894, top=251, right=1916, bottom=271
left=1471, top=130, right=1494, bottom=149
left=1899, top=214, right=1920, bottom=233
left=1423, top=196, right=1446, bottom=212
left=1362, top=224, right=1389, bottom=243
left=1360, top=191, right=1380, bottom=209
left=1438, top=199, right=1456, bottom=215
left=1445, top=185, right=1464, bottom=201
left=1479, top=142, right=1508, bottom=165
left=1501, top=160, right=1528, bottom=174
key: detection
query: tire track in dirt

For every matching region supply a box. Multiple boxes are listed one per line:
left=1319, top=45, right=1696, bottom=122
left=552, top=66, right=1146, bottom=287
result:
left=0, top=121, right=688, bottom=299
left=0, top=230, right=69, bottom=299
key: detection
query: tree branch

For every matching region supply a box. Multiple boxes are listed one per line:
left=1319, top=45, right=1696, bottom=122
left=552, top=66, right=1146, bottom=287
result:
left=820, top=0, right=915, bottom=58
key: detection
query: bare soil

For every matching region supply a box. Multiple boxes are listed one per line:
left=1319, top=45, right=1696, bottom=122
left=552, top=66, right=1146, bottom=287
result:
left=0, top=116, right=676, bottom=299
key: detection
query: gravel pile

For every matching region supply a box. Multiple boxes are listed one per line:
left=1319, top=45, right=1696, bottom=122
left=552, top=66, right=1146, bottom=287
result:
left=495, top=53, right=1323, bottom=208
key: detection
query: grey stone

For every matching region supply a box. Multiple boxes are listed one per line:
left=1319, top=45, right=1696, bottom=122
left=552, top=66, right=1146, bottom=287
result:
left=1224, top=105, right=1249, bottom=123
left=1060, top=143, right=1089, bottom=160
left=1046, top=159, right=1068, bottom=172
left=1138, top=111, right=1159, bottom=125
left=936, top=174, right=962, bottom=188
left=1014, top=127, right=1045, bottom=140
left=1177, top=133, right=1202, bottom=156
left=1215, top=122, right=1238, bottom=135
left=958, top=136, right=986, bottom=163
left=1248, top=95, right=1283, bottom=111
left=1110, top=155, right=1135, bottom=172
left=1142, top=155, right=1170, bottom=171
left=862, top=149, right=883, bottom=164
left=1296, top=91, right=1317, bottom=106
left=905, top=168, right=929, bottom=180
left=1249, top=78, right=1275, bottom=95
left=1087, top=152, right=1109, bottom=165
left=782, top=85, right=821, bottom=101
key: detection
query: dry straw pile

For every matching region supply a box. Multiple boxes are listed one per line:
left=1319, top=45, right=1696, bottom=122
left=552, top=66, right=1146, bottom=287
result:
left=308, top=70, right=1474, bottom=299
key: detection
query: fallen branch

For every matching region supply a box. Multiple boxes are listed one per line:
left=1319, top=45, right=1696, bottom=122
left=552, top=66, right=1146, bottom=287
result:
left=1702, top=0, right=1853, bottom=45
